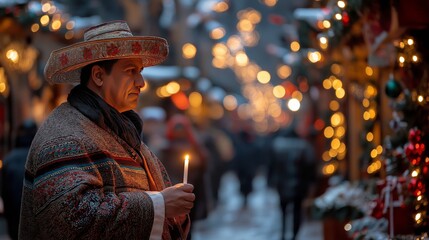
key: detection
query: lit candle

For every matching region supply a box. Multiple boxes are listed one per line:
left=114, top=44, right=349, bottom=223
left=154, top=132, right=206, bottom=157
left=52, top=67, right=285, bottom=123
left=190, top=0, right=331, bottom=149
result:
left=183, top=154, right=189, bottom=184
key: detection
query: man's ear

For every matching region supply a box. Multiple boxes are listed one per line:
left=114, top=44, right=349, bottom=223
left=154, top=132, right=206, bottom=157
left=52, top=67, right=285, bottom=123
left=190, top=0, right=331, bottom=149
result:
left=90, top=65, right=104, bottom=87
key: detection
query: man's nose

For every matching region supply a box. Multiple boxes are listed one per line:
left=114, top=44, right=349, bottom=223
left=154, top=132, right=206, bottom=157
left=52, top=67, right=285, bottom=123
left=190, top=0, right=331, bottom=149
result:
left=136, top=74, right=145, bottom=88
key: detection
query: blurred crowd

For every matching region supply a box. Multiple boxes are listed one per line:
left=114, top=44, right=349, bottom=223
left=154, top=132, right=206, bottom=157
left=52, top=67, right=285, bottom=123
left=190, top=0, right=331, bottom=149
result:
left=138, top=100, right=319, bottom=240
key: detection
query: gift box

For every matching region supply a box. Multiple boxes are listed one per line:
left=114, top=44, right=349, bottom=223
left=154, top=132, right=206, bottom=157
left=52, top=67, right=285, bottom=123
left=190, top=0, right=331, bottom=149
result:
left=375, top=177, right=414, bottom=235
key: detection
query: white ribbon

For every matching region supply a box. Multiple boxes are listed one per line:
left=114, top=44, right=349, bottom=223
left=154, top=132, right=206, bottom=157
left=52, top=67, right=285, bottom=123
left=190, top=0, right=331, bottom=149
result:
left=381, top=176, right=404, bottom=238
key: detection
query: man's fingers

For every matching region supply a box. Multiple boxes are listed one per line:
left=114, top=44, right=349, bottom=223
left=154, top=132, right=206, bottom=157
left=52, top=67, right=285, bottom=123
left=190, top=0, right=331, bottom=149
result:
left=183, top=193, right=195, bottom=202
left=175, top=183, right=194, bottom=193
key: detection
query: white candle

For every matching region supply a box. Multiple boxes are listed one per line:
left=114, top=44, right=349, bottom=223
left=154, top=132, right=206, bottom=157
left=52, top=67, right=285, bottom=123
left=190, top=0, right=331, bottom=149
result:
left=183, top=154, right=189, bottom=184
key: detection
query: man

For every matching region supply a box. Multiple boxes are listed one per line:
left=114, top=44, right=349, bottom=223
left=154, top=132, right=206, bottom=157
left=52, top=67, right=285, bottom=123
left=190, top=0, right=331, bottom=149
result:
left=19, top=21, right=194, bottom=240
left=268, top=125, right=316, bottom=240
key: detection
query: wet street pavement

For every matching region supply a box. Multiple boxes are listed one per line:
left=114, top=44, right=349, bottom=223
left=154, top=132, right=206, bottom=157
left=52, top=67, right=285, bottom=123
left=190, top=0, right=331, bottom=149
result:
left=192, top=171, right=323, bottom=240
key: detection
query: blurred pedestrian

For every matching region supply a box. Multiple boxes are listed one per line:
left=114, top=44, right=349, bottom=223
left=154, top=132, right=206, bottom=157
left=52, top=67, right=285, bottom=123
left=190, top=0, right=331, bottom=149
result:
left=268, top=125, right=317, bottom=240
left=231, top=126, right=260, bottom=208
left=1, top=119, right=37, bottom=240
left=161, top=113, right=208, bottom=238
left=139, top=106, right=168, bottom=156
left=195, top=118, right=234, bottom=210
left=19, top=20, right=194, bottom=240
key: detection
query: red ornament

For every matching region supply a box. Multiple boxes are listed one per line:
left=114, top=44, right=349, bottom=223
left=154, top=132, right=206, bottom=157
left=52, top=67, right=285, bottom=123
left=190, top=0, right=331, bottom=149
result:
left=408, top=128, right=422, bottom=144
left=422, top=166, right=429, bottom=179
left=342, top=11, right=350, bottom=26
left=405, top=144, right=421, bottom=164
left=408, top=178, right=425, bottom=197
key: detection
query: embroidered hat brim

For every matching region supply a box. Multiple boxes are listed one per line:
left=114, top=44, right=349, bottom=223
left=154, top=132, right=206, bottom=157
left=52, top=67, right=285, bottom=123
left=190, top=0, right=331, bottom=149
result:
left=44, top=21, right=169, bottom=84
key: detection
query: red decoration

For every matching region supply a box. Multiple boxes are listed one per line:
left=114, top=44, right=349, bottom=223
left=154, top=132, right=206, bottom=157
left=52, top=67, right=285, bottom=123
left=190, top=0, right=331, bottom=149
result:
left=408, top=178, right=425, bottom=197
left=59, top=53, right=68, bottom=66
left=132, top=42, right=142, bottom=54
left=408, top=128, right=422, bottom=144
left=342, top=11, right=350, bottom=26
left=149, top=44, right=160, bottom=55
left=83, top=47, right=92, bottom=60
left=106, top=44, right=119, bottom=56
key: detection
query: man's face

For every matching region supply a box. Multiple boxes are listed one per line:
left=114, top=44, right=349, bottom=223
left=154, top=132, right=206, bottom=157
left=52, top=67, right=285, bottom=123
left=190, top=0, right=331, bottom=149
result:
left=100, top=58, right=145, bottom=112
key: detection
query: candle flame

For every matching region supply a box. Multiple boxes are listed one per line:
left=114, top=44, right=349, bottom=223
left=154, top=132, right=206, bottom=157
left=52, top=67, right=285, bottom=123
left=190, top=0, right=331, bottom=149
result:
left=185, top=154, right=189, bottom=161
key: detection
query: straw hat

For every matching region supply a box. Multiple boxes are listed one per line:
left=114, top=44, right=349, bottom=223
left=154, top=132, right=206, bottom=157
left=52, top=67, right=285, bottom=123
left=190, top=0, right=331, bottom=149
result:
left=44, top=20, right=169, bottom=84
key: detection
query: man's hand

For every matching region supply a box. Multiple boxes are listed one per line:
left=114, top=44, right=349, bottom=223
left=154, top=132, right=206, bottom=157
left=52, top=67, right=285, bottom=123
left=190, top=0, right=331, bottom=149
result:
left=161, top=183, right=195, bottom=218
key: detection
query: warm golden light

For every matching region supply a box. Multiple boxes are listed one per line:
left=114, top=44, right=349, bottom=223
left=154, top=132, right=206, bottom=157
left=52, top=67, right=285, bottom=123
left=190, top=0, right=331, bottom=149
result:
left=277, top=65, right=292, bottom=79
left=291, top=91, right=303, bottom=101
left=223, top=95, right=238, bottom=111
left=415, top=213, right=421, bottom=221
left=273, top=85, right=286, bottom=98
left=331, top=138, right=341, bottom=149
left=40, top=15, right=50, bottom=26
left=31, top=23, right=40, bottom=32
left=365, top=66, right=373, bottom=76
left=66, top=21, right=75, bottom=30
left=323, top=79, right=332, bottom=89
left=376, top=145, right=383, bottom=154
left=212, top=43, right=229, bottom=56
left=322, top=20, right=331, bottom=29
left=323, top=164, right=336, bottom=175
left=6, top=49, right=19, bottom=63
left=263, top=0, right=278, bottom=7
left=42, top=2, right=51, bottom=12
left=257, top=70, right=271, bottom=84
left=51, top=19, right=61, bottom=31
left=370, top=149, right=378, bottom=158
left=290, top=41, right=300, bottom=52
left=324, top=126, right=334, bottom=138
left=329, top=100, right=340, bottom=111
left=332, top=79, right=342, bottom=89
left=182, top=43, right=197, bottom=59
left=213, top=1, right=229, bottom=12
left=366, top=132, right=374, bottom=142
left=335, top=88, right=346, bottom=99
left=166, top=81, right=180, bottom=94
left=331, top=112, right=344, bottom=126
left=308, top=51, right=322, bottom=63
left=189, top=92, right=202, bottom=107
left=335, top=126, right=345, bottom=138
left=65, top=31, right=74, bottom=40
left=235, top=51, right=249, bottom=66
left=335, top=13, right=342, bottom=20
left=287, top=98, right=300, bottom=111
left=237, top=19, right=254, bottom=32
left=210, top=27, right=226, bottom=40
left=183, top=154, right=189, bottom=184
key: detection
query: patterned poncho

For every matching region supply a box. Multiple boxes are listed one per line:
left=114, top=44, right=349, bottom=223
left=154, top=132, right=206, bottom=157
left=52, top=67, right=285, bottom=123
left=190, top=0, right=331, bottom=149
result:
left=19, top=102, right=189, bottom=239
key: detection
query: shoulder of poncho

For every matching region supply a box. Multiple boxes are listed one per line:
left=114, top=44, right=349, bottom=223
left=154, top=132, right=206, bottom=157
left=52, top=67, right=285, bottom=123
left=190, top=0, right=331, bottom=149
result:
left=28, top=102, right=124, bottom=171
